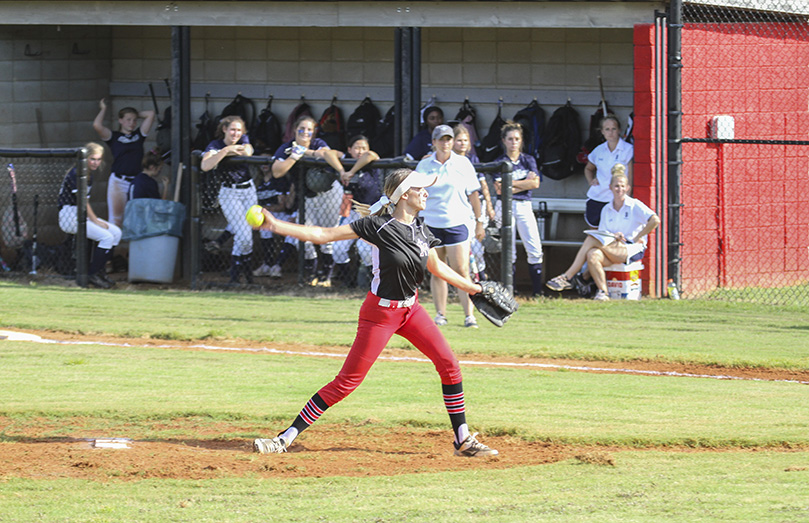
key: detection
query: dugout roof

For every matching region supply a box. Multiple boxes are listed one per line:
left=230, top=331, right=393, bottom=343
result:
left=1, top=1, right=663, bottom=28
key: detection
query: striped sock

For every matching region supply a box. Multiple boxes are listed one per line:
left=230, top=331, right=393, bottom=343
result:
left=443, top=391, right=465, bottom=415
left=442, top=383, right=467, bottom=444
left=289, top=393, right=329, bottom=437
left=299, top=397, right=326, bottom=425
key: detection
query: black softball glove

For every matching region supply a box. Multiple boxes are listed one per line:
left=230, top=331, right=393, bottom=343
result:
left=470, top=281, right=519, bottom=327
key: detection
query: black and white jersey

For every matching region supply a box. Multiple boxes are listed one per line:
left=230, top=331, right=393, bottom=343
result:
left=350, top=214, right=440, bottom=300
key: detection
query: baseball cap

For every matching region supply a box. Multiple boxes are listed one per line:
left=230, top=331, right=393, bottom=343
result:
left=390, top=170, right=438, bottom=204
left=431, top=124, right=454, bottom=141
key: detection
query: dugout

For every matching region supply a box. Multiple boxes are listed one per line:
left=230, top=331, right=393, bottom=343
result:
left=1, top=0, right=653, bottom=293
left=4, top=1, right=807, bottom=302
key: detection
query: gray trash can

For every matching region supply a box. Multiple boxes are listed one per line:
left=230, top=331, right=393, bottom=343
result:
left=121, top=199, right=186, bottom=283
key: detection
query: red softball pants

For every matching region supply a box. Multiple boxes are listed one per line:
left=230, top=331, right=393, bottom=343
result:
left=316, top=292, right=463, bottom=407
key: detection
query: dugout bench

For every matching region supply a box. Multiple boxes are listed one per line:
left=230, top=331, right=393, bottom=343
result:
left=532, top=197, right=587, bottom=248
left=506, top=197, right=586, bottom=293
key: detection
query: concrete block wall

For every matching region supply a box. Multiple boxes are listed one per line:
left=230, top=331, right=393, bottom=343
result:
left=1, top=23, right=635, bottom=263
left=1, top=24, right=112, bottom=149
left=3, top=23, right=634, bottom=165
left=110, top=25, right=634, bottom=200
left=0, top=25, right=113, bottom=249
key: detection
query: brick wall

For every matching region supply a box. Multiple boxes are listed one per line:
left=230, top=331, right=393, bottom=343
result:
left=631, top=24, right=662, bottom=296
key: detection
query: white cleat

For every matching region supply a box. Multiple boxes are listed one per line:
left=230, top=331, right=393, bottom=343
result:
left=253, top=263, right=272, bottom=277
left=454, top=433, right=498, bottom=457
left=253, top=436, right=287, bottom=454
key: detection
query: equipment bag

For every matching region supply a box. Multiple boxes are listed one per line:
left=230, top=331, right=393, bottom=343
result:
left=250, top=95, right=283, bottom=155
left=217, top=93, right=257, bottom=133
left=283, top=100, right=314, bottom=143
left=478, top=104, right=506, bottom=163
left=454, top=98, right=481, bottom=152
left=512, top=99, right=546, bottom=163
left=346, top=96, right=382, bottom=142
left=540, top=101, right=583, bottom=181
left=317, top=98, right=346, bottom=151
left=623, top=111, right=635, bottom=144
left=149, top=81, right=172, bottom=155
left=371, top=105, right=395, bottom=158
left=192, top=93, right=216, bottom=151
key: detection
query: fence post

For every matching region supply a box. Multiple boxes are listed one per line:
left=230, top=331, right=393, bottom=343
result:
left=498, top=160, right=514, bottom=294
left=667, top=0, right=683, bottom=291
left=190, top=152, right=201, bottom=290
left=75, top=148, right=89, bottom=288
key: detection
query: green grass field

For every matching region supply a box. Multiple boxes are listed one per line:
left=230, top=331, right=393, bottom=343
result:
left=1, top=282, right=808, bottom=522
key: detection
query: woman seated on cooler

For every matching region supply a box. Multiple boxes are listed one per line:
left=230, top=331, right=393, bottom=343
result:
left=545, top=164, right=659, bottom=301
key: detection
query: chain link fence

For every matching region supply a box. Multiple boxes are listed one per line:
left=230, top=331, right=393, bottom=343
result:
left=0, top=151, right=88, bottom=282
left=0, top=148, right=514, bottom=294
left=679, top=0, right=809, bottom=305
left=193, top=154, right=515, bottom=293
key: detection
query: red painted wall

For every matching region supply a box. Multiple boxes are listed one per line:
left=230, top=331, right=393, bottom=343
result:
left=634, top=22, right=809, bottom=296
left=633, top=24, right=663, bottom=296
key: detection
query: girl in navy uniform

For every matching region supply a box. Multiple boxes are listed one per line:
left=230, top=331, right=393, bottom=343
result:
left=201, top=115, right=256, bottom=284
left=129, top=152, right=166, bottom=200
left=252, top=168, right=498, bottom=458
left=57, top=142, right=122, bottom=289
left=92, top=99, right=156, bottom=227
left=272, top=115, right=347, bottom=286
left=493, top=122, right=544, bottom=297
left=404, top=106, right=444, bottom=161
left=333, top=134, right=384, bottom=288
left=252, top=161, right=298, bottom=278
left=453, top=125, right=495, bottom=282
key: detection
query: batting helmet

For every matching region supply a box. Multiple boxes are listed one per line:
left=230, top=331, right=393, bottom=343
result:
left=305, top=167, right=337, bottom=194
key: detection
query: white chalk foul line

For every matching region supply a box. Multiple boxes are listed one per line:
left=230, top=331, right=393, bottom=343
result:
left=5, top=334, right=808, bottom=385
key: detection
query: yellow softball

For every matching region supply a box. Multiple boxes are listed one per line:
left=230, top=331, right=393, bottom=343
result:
left=245, top=205, right=265, bottom=227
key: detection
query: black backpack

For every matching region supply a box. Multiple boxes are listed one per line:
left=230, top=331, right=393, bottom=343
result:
left=512, top=100, right=546, bottom=162
left=478, top=104, right=506, bottom=163
left=192, top=93, right=216, bottom=151
left=155, top=108, right=171, bottom=156
left=216, top=94, right=257, bottom=134
left=540, top=101, right=583, bottom=181
left=371, top=105, right=395, bottom=158
left=149, top=81, right=172, bottom=156
left=346, top=97, right=382, bottom=142
left=623, top=111, right=635, bottom=144
left=317, top=99, right=346, bottom=151
left=250, top=96, right=282, bottom=155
